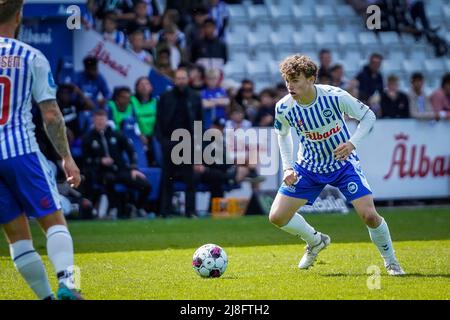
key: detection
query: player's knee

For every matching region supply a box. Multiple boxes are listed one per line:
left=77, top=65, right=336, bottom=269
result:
left=361, top=209, right=380, bottom=227
left=268, top=208, right=285, bottom=227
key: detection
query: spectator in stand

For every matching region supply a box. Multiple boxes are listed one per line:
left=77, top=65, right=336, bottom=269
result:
left=408, top=72, right=435, bottom=120
left=157, top=23, right=185, bottom=70
left=82, top=109, right=152, bottom=219
left=155, top=48, right=175, bottom=79
left=165, top=0, right=208, bottom=30
left=102, top=11, right=127, bottom=48
left=74, top=56, right=111, bottom=109
left=190, top=18, right=228, bottom=70
left=346, top=78, right=360, bottom=99
left=253, top=88, right=276, bottom=127
left=139, top=0, right=162, bottom=33
left=235, top=79, right=260, bottom=124
left=107, top=86, right=137, bottom=130
left=184, top=6, right=209, bottom=54
left=429, top=73, right=450, bottom=120
left=95, top=0, right=134, bottom=20
left=275, top=82, right=288, bottom=101
left=201, top=68, right=230, bottom=129
left=208, top=0, right=229, bottom=40
left=380, top=75, right=410, bottom=119
left=317, top=73, right=331, bottom=85
left=156, top=68, right=203, bottom=218
left=158, top=9, right=187, bottom=49
left=330, top=64, right=347, bottom=88
left=125, top=0, right=157, bottom=50
left=188, top=63, right=206, bottom=93
left=356, top=53, right=384, bottom=105
left=317, top=49, right=332, bottom=80
left=82, top=0, right=98, bottom=30
left=127, top=29, right=154, bottom=65
left=131, top=77, right=158, bottom=165
left=56, top=84, right=88, bottom=144
left=226, top=103, right=252, bottom=130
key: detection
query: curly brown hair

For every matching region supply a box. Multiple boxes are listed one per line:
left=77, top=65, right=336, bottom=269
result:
left=279, top=54, right=318, bottom=81
left=0, top=0, right=23, bottom=24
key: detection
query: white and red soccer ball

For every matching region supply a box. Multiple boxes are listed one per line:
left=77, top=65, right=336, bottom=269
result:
left=192, top=244, right=228, bottom=278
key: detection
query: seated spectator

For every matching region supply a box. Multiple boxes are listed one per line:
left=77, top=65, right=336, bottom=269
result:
left=408, top=72, right=435, bottom=120
left=82, top=0, right=98, bottom=30
left=208, top=0, right=229, bottom=41
left=154, top=48, right=175, bottom=79
left=253, top=88, right=276, bottom=127
left=429, top=73, right=450, bottom=120
left=95, top=0, right=134, bottom=21
left=346, top=78, right=360, bottom=99
left=82, top=109, right=152, bottom=219
left=56, top=84, right=88, bottom=143
left=139, top=0, right=162, bottom=33
left=201, top=68, right=230, bottom=129
left=184, top=6, right=209, bottom=54
left=330, top=64, right=347, bottom=88
left=127, top=29, right=154, bottom=65
left=102, top=11, right=127, bottom=48
left=158, top=9, right=187, bottom=49
left=157, top=23, right=185, bottom=70
left=356, top=53, right=384, bottom=105
left=317, top=73, right=331, bottom=85
left=235, top=79, right=260, bottom=123
left=191, top=18, right=228, bottom=70
left=131, top=77, right=158, bottom=165
left=107, top=86, right=137, bottom=130
left=380, top=75, right=410, bottom=119
left=275, top=82, right=288, bottom=101
left=125, top=0, right=157, bottom=50
left=317, top=49, right=332, bottom=80
left=188, top=63, right=206, bottom=93
left=226, top=103, right=252, bottom=130
left=74, top=56, right=111, bottom=109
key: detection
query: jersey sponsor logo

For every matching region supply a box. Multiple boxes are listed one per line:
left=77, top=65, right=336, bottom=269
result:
left=40, top=196, right=51, bottom=209
left=347, top=182, right=358, bottom=194
left=305, top=123, right=341, bottom=141
left=322, top=109, right=333, bottom=118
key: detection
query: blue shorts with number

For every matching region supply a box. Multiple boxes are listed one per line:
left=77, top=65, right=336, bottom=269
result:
left=0, top=152, right=61, bottom=224
left=278, top=160, right=372, bottom=204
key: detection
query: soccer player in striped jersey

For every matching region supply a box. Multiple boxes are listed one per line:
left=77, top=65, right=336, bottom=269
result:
left=0, top=0, right=84, bottom=299
left=269, top=55, right=405, bottom=276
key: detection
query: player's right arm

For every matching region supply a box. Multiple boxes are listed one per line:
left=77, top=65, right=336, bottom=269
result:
left=32, top=51, right=81, bottom=188
left=274, top=102, right=297, bottom=186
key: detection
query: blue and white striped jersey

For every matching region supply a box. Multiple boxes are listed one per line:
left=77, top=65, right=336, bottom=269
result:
left=0, top=36, right=56, bottom=160
left=274, top=85, right=370, bottom=174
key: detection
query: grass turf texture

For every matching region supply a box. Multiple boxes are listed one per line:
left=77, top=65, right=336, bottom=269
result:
left=0, top=208, right=449, bottom=300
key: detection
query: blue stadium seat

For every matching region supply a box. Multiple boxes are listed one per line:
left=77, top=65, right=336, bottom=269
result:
left=227, top=32, right=248, bottom=52
left=423, top=59, right=446, bottom=80
left=140, top=167, right=162, bottom=201
left=245, top=61, right=269, bottom=81
left=292, top=32, right=316, bottom=52
left=228, top=4, right=249, bottom=24
left=248, top=5, right=270, bottom=26
left=292, top=6, right=315, bottom=26
left=270, top=31, right=294, bottom=52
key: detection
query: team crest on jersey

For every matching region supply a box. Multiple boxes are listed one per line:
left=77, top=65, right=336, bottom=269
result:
left=322, top=109, right=333, bottom=118
left=347, top=182, right=358, bottom=194
left=297, top=119, right=305, bottom=129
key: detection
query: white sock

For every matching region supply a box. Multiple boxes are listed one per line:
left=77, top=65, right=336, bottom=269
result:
left=9, top=240, right=53, bottom=299
left=280, top=213, right=321, bottom=246
left=367, top=218, right=397, bottom=265
left=46, top=225, right=76, bottom=289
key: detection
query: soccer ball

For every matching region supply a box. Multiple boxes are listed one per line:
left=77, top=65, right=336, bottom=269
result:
left=192, top=244, right=228, bottom=278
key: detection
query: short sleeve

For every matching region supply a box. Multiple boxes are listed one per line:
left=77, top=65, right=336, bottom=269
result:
left=274, top=104, right=290, bottom=136
left=31, top=52, right=56, bottom=103
left=339, top=90, right=370, bottom=121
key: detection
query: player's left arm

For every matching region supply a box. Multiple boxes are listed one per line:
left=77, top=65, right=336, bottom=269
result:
left=334, top=91, right=376, bottom=161
left=32, top=51, right=81, bottom=187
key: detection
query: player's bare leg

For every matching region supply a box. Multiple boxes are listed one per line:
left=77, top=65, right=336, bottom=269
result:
left=352, top=195, right=405, bottom=276
left=269, top=193, right=330, bottom=269
left=37, top=210, right=83, bottom=299
left=2, top=214, right=54, bottom=300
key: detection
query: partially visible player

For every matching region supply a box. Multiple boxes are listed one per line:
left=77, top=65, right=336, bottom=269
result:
left=270, top=54, right=405, bottom=275
left=0, top=0, right=83, bottom=299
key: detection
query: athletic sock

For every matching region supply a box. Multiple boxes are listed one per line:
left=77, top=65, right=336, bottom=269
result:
left=46, top=225, right=77, bottom=289
left=9, top=240, right=54, bottom=299
left=280, top=213, right=321, bottom=246
left=367, top=218, right=397, bottom=265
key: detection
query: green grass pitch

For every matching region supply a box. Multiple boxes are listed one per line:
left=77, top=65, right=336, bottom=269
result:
left=0, top=208, right=449, bottom=300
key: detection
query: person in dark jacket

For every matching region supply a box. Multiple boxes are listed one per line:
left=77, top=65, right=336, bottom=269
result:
left=156, top=67, right=203, bottom=217
left=380, top=75, right=410, bottom=119
left=82, top=109, right=151, bottom=218
left=190, top=18, right=227, bottom=68
left=356, top=53, right=384, bottom=105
